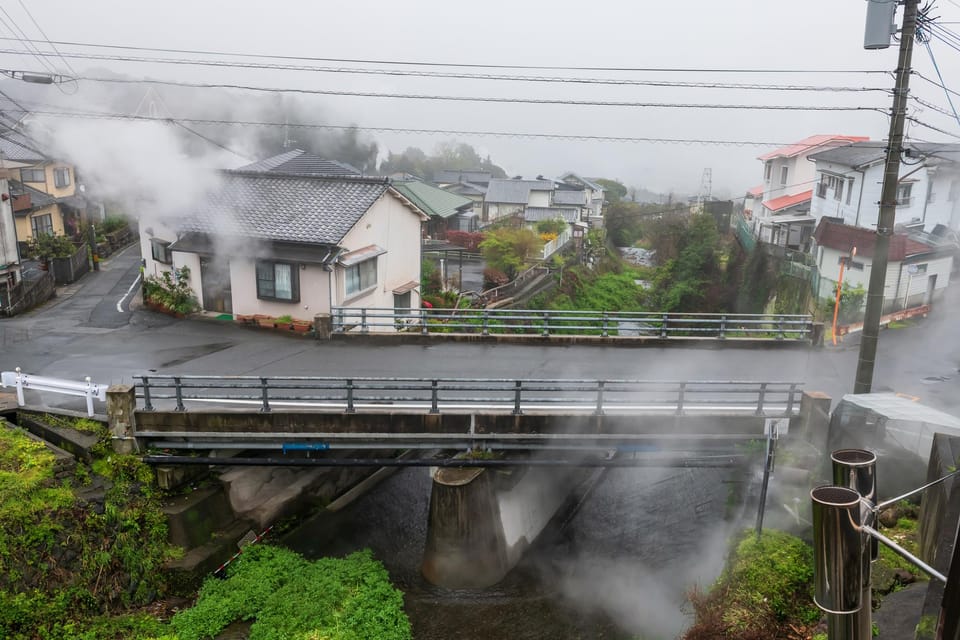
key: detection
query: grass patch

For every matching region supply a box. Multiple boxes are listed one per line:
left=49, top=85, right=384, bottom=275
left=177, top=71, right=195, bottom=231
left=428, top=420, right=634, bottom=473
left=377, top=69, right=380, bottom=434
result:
left=169, top=545, right=410, bottom=640
left=684, top=529, right=819, bottom=640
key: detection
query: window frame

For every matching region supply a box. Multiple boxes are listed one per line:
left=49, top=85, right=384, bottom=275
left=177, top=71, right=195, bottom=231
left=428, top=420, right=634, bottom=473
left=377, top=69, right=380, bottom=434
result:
left=764, top=162, right=772, bottom=181
left=896, top=183, right=914, bottom=206
left=255, top=260, right=300, bottom=303
left=150, top=239, right=172, bottom=264
left=846, top=178, right=854, bottom=205
left=53, top=167, right=70, bottom=188
left=344, top=257, right=378, bottom=297
left=30, top=213, right=53, bottom=237
left=20, top=167, right=45, bottom=183
left=780, top=166, right=788, bottom=186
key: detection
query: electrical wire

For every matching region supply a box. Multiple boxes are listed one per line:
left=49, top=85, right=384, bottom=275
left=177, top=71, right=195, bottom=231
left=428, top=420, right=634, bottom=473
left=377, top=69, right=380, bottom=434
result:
left=0, top=36, right=893, bottom=74
left=171, top=121, right=252, bottom=160
left=14, top=0, right=77, bottom=76
left=0, top=46, right=892, bottom=93
left=50, top=75, right=888, bottom=113
left=0, top=6, right=57, bottom=75
left=13, top=102, right=897, bottom=150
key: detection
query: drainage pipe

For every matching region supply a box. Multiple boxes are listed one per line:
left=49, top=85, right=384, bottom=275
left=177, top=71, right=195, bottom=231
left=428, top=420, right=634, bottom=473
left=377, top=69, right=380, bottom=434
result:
left=142, top=454, right=746, bottom=468
left=811, top=485, right=863, bottom=619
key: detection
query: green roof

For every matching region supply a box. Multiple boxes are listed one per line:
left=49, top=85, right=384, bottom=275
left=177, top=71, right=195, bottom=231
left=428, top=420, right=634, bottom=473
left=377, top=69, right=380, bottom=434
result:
left=392, top=180, right=473, bottom=219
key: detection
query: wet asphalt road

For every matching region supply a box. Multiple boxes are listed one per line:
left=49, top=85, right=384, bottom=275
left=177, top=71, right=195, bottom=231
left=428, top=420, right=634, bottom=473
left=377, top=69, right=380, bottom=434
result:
left=2, top=244, right=959, bottom=415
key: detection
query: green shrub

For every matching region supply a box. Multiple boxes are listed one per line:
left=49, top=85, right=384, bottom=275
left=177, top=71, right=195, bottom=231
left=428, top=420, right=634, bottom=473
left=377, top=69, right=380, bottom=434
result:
left=144, top=266, right=200, bottom=315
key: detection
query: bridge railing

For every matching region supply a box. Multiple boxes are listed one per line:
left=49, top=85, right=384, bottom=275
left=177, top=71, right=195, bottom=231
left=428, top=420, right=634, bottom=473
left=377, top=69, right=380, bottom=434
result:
left=135, top=375, right=802, bottom=417
left=1, top=368, right=107, bottom=417
left=332, top=307, right=813, bottom=340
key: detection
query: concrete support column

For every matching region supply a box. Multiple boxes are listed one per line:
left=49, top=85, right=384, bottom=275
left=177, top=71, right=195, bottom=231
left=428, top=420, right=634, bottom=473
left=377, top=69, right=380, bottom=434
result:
left=106, top=384, right=138, bottom=454
left=797, top=391, right=832, bottom=453
left=314, top=313, right=332, bottom=340
left=421, top=467, right=509, bottom=588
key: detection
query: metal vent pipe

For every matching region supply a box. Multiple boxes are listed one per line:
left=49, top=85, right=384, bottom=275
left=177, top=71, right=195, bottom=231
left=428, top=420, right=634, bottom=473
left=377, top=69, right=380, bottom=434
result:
left=811, top=485, right=863, bottom=617
left=831, top=449, right=877, bottom=640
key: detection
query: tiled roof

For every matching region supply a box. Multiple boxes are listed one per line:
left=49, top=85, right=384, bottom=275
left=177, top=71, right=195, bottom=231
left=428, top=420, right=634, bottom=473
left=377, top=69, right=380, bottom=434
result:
left=179, top=171, right=391, bottom=245
left=758, top=135, right=869, bottom=161
left=392, top=180, right=473, bottom=219
left=813, top=218, right=936, bottom=261
left=237, top=149, right=361, bottom=176
left=485, top=179, right=555, bottom=204
left=433, top=169, right=493, bottom=185
left=559, top=173, right=603, bottom=191
left=0, top=130, right=44, bottom=163
left=747, top=185, right=764, bottom=197
left=762, top=190, right=813, bottom=212
left=525, top=206, right=579, bottom=223
left=553, top=189, right=588, bottom=206
left=442, top=181, right=486, bottom=196
left=811, top=141, right=960, bottom=169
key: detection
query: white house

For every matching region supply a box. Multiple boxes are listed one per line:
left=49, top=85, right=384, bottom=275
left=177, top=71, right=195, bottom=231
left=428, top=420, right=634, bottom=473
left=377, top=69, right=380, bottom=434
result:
left=752, top=134, right=868, bottom=249
left=140, top=171, right=428, bottom=328
left=558, top=173, right=605, bottom=223
left=810, top=142, right=960, bottom=233
left=0, top=177, right=20, bottom=298
left=812, top=218, right=954, bottom=313
left=482, top=178, right=555, bottom=224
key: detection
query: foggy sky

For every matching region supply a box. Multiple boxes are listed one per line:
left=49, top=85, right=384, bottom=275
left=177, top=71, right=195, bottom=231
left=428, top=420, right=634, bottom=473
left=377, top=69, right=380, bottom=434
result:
left=9, top=0, right=960, bottom=198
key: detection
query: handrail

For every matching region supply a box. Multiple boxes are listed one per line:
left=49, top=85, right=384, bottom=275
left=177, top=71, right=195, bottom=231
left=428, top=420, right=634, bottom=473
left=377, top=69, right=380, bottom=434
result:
left=1, top=368, right=107, bottom=417
left=332, top=306, right=814, bottom=340
left=134, top=375, right=803, bottom=417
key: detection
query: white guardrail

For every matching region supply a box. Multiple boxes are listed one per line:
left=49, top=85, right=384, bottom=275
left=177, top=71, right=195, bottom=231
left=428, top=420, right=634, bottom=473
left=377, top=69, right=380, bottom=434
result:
left=1, top=368, right=107, bottom=417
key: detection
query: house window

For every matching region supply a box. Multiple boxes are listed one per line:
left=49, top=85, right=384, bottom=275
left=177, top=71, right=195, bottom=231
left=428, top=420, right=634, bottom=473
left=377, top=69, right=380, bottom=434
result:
left=949, top=179, right=960, bottom=202
left=911, top=263, right=928, bottom=274
left=764, top=162, right=772, bottom=181
left=30, top=213, right=53, bottom=237
left=256, top=261, right=299, bottom=302
left=927, top=183, right=936, bottom=204
left=896, top=183, right=913, bottom=206
left=834, top=179, right=843, bottom=202
left=345, top=257, right=377, bottom=296
left=846, top=178, right=854, bottom=205
left=816, top=177, right=828, bottom=199
left=53, top=167, right=70, bottom=188
left=20, top=168, right=44, bottom=183
left=150, top=239, right=172, bottom=264
left=780, top=166, right=788, bottom=185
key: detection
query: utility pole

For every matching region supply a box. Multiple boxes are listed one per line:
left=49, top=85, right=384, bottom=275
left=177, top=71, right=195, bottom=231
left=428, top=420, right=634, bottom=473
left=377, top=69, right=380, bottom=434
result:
left=854, top=0, right=920, bottom=394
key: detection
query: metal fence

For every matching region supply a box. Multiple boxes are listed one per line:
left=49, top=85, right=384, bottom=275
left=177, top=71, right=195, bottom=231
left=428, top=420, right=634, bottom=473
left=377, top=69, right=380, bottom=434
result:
left=332, top=307, right=813, bottom=340
left=135, top=375, right=803, bottom=417
left=1, top=368, right=108, bottom=416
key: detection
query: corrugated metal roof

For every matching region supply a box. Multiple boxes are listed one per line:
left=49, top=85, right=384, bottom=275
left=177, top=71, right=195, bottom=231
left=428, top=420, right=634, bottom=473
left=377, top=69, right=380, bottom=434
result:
left=813, top=218, right=937, bottom=261
left=392, top=180, right=473, bottom=219
left=485, top=179, right=555, bottom=204
left=237, top=149, right=361, bottom=176
left=808, top=141, right=886, bottom=168
left=761, top=190, right=812, bottom=212
left=757, top=135, right=869, bottom=161
left=179, top=172, right=391, bottom=245
left=524, top=207, right=579, bottom=223
left=433, top=169, right=493, bottom=185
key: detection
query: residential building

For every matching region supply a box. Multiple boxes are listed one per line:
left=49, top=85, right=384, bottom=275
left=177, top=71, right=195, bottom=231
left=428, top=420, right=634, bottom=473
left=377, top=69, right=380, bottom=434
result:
left=558, top=173, right=605, bottom=223
left=0, top=177, right=20, bottom=293
left=753, top=134, right=868, bottom=250
left=812, top=218, right=954, bottom=312
left=440, top=181, right=486, bottom=218
left=433, top=170, right=493, bottom=187
left=809, top=142, right=960, bottom=233
left=482, top=178, right=555, bottom=224
left=140, top=172, right=428, bottom=325
left=0, top=132, right=86, bottom=244
left=743, top=185, right=764, bottom=221
left=392, top=179, right=476, bottom=237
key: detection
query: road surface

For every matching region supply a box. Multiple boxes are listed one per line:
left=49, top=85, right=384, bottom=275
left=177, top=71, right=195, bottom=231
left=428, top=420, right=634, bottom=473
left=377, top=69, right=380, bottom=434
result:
left=2, top=244, right=959, bottom=416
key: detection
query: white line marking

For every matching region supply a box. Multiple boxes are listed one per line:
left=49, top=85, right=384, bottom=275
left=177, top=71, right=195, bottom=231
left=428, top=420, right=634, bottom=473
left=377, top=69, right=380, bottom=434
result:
left=117, top=273, right=142, bottom=313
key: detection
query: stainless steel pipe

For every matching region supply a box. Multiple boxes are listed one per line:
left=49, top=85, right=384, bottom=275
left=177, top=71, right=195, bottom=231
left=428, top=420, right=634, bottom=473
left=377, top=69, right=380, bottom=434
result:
left=811, top=485, right=863, bottom=615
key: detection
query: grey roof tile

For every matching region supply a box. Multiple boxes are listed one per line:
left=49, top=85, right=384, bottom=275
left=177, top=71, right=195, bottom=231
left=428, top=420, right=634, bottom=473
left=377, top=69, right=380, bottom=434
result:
left=433, top=169, right=493, bottom=185
left=525, top=206, right=579, bottom=223
left=237, top=149, right=362, bottom=176
left=552, top=189, right=587, bottom=206
left=179, top=171, right=391, bottom=245
left=485, top=179, right=555, bottom=204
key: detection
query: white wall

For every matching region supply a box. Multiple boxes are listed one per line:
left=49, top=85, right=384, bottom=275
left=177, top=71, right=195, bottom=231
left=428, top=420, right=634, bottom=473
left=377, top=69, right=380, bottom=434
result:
left=229, top=260, right=330, bottom=320
left=763, top=154, right=816, bottom=201
left=528, top=190, right=551, bottom=208
left=170, top=250, right=202, bottom=307
left=139, top=216, right=178, bottom=278
left=336, top=191, right=423, bottom=315
left=486, top=202, right=524, bottom=222
left=0, top=178, right=20, bottom=281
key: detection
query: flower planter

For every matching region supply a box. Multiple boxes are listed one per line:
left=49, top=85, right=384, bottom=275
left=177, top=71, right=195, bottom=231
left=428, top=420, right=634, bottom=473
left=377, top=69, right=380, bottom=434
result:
left=256, top=316, right=276, bottom=328
left=274, top=322, right=292, bottom=331
left=235, top=314, right=254, bottom=324
left=291, top=321, right=312, bottom=333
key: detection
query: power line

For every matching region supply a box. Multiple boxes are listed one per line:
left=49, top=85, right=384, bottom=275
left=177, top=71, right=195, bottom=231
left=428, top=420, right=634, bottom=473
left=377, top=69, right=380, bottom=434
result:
left=58, top=75, right=888, bottom=113
left=14, top=103, right=897, bottom=149
left=14, top=0, right=77, bottom=76
left=0, top=45, right=892, bottom=92
left=171, top=120, right=252, bottom=160
left=907, top=115, right=960, bottom=138
left=0, top=36, right=893, bottom=74
left=0, top=6, right=57, bottom=75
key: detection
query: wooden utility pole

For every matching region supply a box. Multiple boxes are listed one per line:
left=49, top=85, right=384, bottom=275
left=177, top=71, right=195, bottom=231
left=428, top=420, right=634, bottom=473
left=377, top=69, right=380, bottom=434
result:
left=854, top=0, right=920, bottom=394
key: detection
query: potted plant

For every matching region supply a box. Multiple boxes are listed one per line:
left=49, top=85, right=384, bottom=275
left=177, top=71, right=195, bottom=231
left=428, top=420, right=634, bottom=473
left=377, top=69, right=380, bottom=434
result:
left=29, top=233, right=76, bottom=270
left=291, top=318, right=312, bottom=333
left=275, top=314, right=293, bottom=330
left=256, top=315, right=276, bottom=328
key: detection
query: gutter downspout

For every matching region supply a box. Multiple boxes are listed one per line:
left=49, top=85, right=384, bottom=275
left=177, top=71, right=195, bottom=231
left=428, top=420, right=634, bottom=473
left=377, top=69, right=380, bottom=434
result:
left=855, top=166, right=867, bottom=227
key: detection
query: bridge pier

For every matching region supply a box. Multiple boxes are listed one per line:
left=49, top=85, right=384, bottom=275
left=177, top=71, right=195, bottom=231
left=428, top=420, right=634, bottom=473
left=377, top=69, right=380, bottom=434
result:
left=106, top=384, right=139, bottom=454
left=422, top=464, right=583, bottom=588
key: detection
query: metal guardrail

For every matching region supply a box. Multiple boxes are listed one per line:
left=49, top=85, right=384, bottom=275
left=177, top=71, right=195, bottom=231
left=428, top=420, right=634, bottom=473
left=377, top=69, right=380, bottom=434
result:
left=135, top=375, right=803, bottom=417
left=1, top=368, right=107, bottom=416
left=332, top=307, right=814, bottom=340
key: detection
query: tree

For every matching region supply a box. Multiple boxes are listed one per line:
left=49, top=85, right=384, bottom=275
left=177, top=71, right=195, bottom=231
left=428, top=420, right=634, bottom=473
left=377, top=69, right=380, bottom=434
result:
left=594, top=178, right=627, bottom=204
left=378, top=142, right=508, bottom=178
left=479, top=228, right=543, bottom=278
